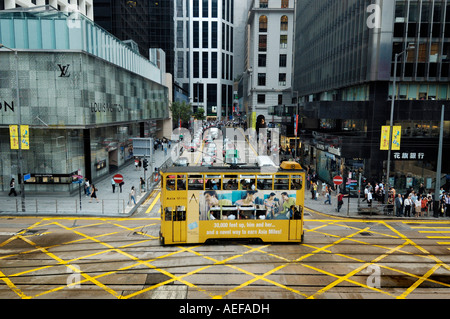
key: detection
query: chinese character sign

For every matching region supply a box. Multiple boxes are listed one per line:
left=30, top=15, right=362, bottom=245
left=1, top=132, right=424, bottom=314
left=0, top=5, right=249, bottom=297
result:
left=380, top=126, right=401, bottom=150
left=9, top=125, right=19, bottom=150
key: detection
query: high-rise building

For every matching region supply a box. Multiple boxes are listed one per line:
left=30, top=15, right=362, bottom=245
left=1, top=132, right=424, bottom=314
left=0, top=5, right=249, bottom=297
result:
left=175, top=0, right=235, bottom=119
left=93, top=0, right=150, bottom=57
left=293, top=0, right=450, bottom=191
left=242, top=0, right=295, bottom=134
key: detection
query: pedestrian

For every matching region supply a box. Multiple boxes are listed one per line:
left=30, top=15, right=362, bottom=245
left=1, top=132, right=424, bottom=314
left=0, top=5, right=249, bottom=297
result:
left=129, top=186, right=136, bottom=205
left=134, top=158, right=139, bottom=170
left=414, top=196, right=421, bottom=217
left=84, top=178, right=90, bottom=196
left=445, top=193, right=450, bottom=217
left=336, top=192, right=347, bottom=212
left=421, top=195, right=428, bottom=217
left=404, top=195, right=412, bottom=217
left=111, top=177, right=116, bottom=193
left=8, top=178, right=17, bottom=197
left=119, top=181, right=124, bottom=193
left=363, top=186, right=368, bottom=202
left=138, top=159, right=142, bottom=170
left=367, top=190, right=373, bottom=207
left=324, top=184, right=332, bottom=205
left=395, top=194, right=403, bottom=217
left=89, top=184, right=99, bottom=203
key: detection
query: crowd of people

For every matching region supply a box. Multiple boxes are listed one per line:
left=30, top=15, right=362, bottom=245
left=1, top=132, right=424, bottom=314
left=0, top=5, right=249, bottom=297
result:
left=303, top=165, right=450, bottom=218
left=361, top=182, right=450, bottom=218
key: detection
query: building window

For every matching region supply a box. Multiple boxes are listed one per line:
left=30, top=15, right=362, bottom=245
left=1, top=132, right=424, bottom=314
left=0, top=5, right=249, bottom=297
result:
left=211, top=21, right=218, bottom=48
left=281, top=0, right=289, bottom=8
left=203, top=52, right=209, bottom=78
left=280, top=35, right=287, bottom=49
left=211, top=52, right=218, bottom=78
left=280, top=15, right=288, bottom=31
left=259, top=15, right=268, bottom=32
left=279, top=54, right=287, bottom=67
left=258, top=73, right=266, bottom=86
left=258, top=54, right=267, bottom=67
left=202, top=21, right=208, bottom=48
left=194, top=52, right=199, bottom=78
left=259, top=35, right=267, bottom=51
left=257, top=94, right=266, bottom=104
left=202, top=0, right=208, bottom=17
left=212, top=0, right=218, bottom=17
left=279, top=73, right=286, bottom=86
left=260, top=0, right=268, bottom=8
left=193, top=0, right=199, bottom=17
left=193, top=21, right=199, bottom=48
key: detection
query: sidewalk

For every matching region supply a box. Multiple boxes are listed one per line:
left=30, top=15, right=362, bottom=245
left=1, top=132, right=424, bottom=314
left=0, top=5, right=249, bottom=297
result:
left=304, top=191, right=446, bottom=220
left=0, top=143, right=181, bottom=217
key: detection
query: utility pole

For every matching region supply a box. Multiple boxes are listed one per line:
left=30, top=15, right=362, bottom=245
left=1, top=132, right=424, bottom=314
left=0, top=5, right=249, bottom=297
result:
left=434, top=105, right=445, bottom=217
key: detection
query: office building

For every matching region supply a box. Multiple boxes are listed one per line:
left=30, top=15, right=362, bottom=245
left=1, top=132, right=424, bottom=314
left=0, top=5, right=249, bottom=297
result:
left=0, top=6, right=169, bottom=194
left=241, top=0, right=295, bottom=148
left=175, top=0, right=235, bottom=119
left=294, top=0, right=450, bottom=191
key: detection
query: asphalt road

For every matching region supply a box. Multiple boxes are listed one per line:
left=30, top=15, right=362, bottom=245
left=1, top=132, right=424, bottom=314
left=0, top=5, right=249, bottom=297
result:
left=1, top=204, right=450, bottom=299
left=1, top=129, right=449, bottom=300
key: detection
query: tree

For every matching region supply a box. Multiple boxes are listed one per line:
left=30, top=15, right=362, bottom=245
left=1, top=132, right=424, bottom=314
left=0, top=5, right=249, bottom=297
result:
left=193, top=108, right=205, bottom=121
left=169, top=101, right=192, bottom=128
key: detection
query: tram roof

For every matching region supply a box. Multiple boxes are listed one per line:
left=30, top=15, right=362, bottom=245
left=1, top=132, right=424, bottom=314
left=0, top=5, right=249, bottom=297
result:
left=161, top=164, right=305, bottom=174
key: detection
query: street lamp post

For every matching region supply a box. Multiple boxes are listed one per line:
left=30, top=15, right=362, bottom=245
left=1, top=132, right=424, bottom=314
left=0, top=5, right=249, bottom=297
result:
left=385, top=43, right=415, bottom=203
left=0, top=43, right=26, bottom=212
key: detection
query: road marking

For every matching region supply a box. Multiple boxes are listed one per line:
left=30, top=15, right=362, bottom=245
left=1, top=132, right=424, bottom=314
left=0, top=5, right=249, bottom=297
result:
left=145, top=192, right=160, bottom=214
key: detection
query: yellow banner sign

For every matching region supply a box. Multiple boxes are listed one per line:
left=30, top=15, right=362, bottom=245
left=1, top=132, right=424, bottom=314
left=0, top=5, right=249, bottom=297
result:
left=21, top=125, right=29, bottom=150
left=380, top=126, right=401, bottom=150
left=9, top=125, right=19, bottom=150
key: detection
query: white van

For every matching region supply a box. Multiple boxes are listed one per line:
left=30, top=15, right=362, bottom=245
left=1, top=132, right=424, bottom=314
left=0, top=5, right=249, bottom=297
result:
left=256, top=155, right=277, bottom=168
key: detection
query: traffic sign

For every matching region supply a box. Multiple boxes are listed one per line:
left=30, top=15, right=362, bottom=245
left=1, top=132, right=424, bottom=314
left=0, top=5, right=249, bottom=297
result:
left=113, top=174, right=124, bottom=184
left=333, top=175, right=343, bottom=185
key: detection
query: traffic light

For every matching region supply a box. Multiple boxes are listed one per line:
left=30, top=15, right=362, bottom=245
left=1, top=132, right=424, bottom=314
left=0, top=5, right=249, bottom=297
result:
left=143, top=159, right=148, bottom=171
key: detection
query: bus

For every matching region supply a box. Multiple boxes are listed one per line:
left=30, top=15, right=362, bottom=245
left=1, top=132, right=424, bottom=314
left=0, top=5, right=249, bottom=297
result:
left=159, top=161, right=305, bottom=245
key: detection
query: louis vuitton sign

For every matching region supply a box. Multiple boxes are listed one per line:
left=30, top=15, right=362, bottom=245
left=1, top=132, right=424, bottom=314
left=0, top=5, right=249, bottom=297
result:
left=90, top=102, right=124, bottom=113
left=0, top=100, right=14, bottom=113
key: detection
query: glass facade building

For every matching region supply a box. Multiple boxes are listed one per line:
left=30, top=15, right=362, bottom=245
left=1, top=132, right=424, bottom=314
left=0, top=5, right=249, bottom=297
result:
left=294, top=0, right=450, bottom=191
left=0, top=7, right=169, bottom=194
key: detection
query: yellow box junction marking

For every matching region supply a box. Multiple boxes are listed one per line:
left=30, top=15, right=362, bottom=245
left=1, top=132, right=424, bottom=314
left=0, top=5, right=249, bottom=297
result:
left=1, top=216, right=450, bottom=299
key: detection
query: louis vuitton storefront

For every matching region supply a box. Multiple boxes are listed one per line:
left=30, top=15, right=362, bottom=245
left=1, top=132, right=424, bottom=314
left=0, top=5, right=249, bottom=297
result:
left=0, top=7, right=169, bottom=194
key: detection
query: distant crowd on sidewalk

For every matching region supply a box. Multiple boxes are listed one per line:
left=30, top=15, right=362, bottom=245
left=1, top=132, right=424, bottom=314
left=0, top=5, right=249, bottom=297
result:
left=303, top=165, right=450, bottom=218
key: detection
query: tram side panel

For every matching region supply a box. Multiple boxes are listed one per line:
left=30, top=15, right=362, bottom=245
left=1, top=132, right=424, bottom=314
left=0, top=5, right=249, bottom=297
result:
left=162, top=188, right=304, bottom=245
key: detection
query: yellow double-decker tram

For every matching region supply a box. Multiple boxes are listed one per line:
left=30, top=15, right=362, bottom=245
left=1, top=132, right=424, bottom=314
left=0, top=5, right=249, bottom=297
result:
left=159, top=161, right=305, bottom=245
